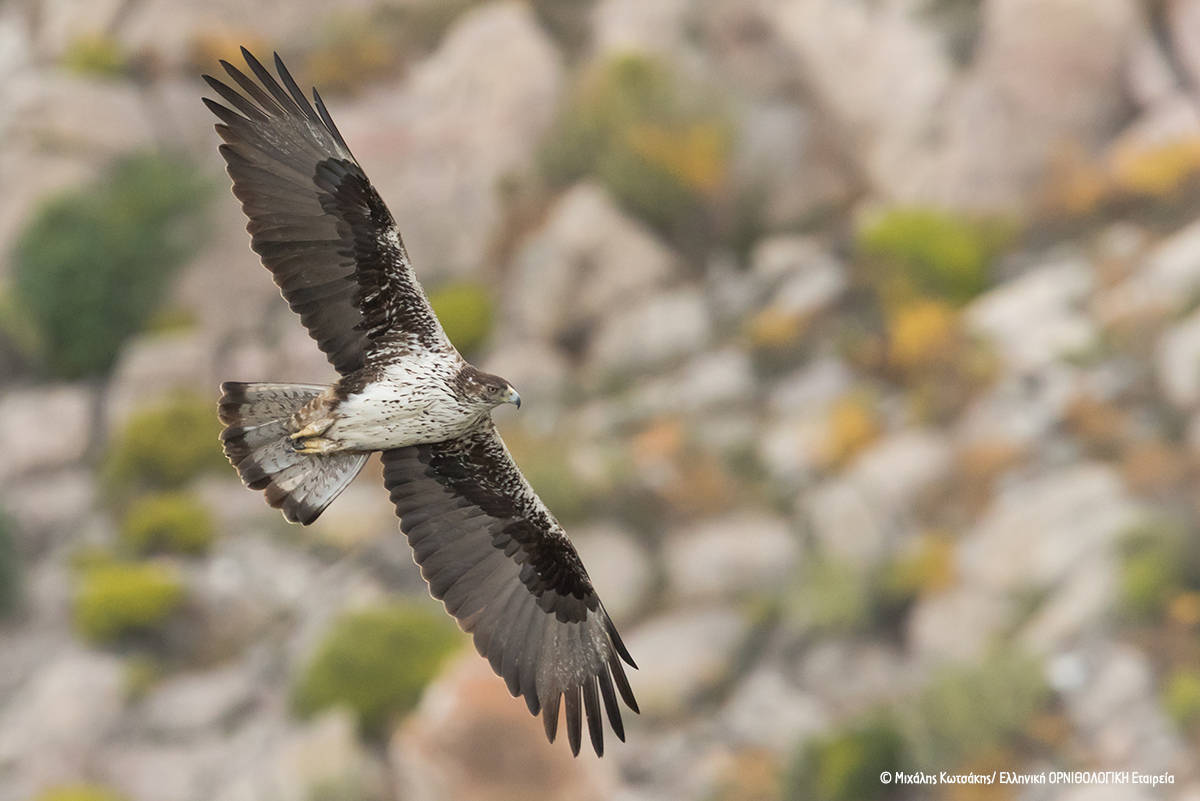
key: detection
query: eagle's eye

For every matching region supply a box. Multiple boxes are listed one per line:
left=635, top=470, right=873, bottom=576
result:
left=485, top=384, right=499, bottom=394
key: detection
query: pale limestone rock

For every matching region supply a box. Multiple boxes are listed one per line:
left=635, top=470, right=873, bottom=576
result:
left=771, top=0, right=952, bottom=203
left=1159, top=306, right=1200, bottom=408
left=805, top=429, right=953, bottom=568
left=1111, top=95, right=1200, bottom=155
left=1171, top=0, right=1200, bottom=96
left=305, top=477, right=396, bottom=551
left=922, top=0, right=1140, bottom=209
left=956, top=363, right=1078, bottom=447
left=266, top=710, right=377, bottom=801
left=6, top=75, right=155, bottom=155
left=588, top=287, right=711, bottom=375
left=507, top=183, right=678, bottom=344
left=335, top=1, right=564, bottom=281
left=103, top=740, right=231, bottom=801
left=1020, top=555, right=1118, bottom=655
left=957, top=463, right=1142, bottom=594
left=907, top=588, right=1012, bottom=664
left=623, top=607, right=750, bottom=717
left=630, top=347, right=757, bottom=417
left=1096, top=219, right=1200, bottom=322
left=664, top=511, right=799, bottom=601
left=731, top=100, right=852, bottom=229
left=119, top=0, right=378, bottom=67
left=799, top=639, right=917, bottom=715
left=1127, top=23, right=1184, bottom=110
left=591, top=0, right=693, bottom=58
left=767, top=357, right=855, bottom=418
left=0, top=648, right=125, bottom=799
left=1063, top=644, right=1188, bottom=775
left=966, top=256, right=1096, bottom=372
left=140, top=664, right=257, bottom=737
left=0, top=384, right=93, bottom=485
left=391, top=654, right=615, bottom=801
left=171, top=202, right=287, bottom=353
left=719, top=667, right=830, bottom=753
left=24, top=0, right=125, bottom=60
left=759, top=358, right=856, bottom=486
left=3, top=469, right=96, bottom=551
left=104, top=331, right=218, bottom=431
left=753, top=235, right=846, bottom=318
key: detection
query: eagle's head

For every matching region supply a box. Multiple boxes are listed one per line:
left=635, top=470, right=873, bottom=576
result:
left=455, top=365, right=521, bottom=411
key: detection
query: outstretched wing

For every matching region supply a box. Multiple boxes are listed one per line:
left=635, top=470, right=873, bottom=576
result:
left=202, top=49, right=453, bottom=375
left=381, top=423, right=638, bottom=757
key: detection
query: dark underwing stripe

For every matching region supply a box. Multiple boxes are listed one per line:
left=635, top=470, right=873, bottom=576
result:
left=378, top=423, right=638, bottom=758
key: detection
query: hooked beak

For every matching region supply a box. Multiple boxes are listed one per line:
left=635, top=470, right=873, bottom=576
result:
left=503, top=386, right=522, bottom=409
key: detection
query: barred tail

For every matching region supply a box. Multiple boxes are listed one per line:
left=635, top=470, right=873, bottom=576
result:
left=217, top=381, right=367, bottom=525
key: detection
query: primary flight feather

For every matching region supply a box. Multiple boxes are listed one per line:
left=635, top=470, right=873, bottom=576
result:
left=204, top=48, right=637, bottom=757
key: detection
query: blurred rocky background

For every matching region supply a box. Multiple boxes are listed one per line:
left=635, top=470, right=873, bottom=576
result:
left=2, top=0, right=1200, bottom=799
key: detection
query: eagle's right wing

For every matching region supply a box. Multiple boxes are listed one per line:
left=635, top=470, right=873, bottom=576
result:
left=203, top=49, right=454, bottom=375
left=380, top=422, right=639, bottom=757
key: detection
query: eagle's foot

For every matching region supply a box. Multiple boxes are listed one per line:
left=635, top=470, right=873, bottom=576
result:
left=289, top=418, right=334, bottom=440
left=287, top=436, right=337, bottom=455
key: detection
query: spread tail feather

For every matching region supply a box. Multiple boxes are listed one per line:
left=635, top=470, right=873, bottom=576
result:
left=218, top=381, right=367, bottom=524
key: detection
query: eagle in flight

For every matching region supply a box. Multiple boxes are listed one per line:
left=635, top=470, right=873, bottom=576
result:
left=203, top=49, right=637, bottom=757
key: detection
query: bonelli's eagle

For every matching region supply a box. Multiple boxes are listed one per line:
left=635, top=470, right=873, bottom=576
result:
left=204, top=49, right=637, bottom=757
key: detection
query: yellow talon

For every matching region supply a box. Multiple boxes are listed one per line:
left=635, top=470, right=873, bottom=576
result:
left=289, top=436, right=336, bottom=454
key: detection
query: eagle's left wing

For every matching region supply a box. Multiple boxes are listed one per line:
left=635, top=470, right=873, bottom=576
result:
left=381, top=423, right=638, bottom=757
left=203, top=49, right=454, bottom=375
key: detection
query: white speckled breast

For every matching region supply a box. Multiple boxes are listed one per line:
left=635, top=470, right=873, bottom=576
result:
left=323, top=355, right=482, bottom=451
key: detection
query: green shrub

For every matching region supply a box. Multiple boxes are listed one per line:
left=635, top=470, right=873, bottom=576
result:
left=428, top=282, right=494, bottom=356
left=120, top=491, right=216, bottom=556
left=33, top=785, right=130, bottom=801
left=142, top=305, right=199, bottom=336
left=897, top=649, right=1047, bottom=771
left=105, top=393, right=227, bottom=495
left=124, top=654, right=165, bottom=701
left=73, top=562, right=186, bottom=644
left=785, top=556, right=872, bottom=635
left=13, top=152, right=211, bottom=378
left=292, top=602, right=461, bottom=737
left=1164, top=667, right=1200, bottom=731
left=1119, top=520, right=1191, bottom=622
left=858, top=208, right=1009, bottom=306
left=784, top=717, right=905, bottom=801
left=0, top=504, right=21, bottom=618
left=61, top=35, right=128, bottom=77
left=540, top=54, right=731, bottom=244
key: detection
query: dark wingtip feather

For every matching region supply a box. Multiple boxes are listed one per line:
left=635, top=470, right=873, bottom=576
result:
left=609, top=655, right=639, bottom=715
left=542, top=694, right=560, bottom=744
left=273, top=51, right=320, bottom=123
left=583, top=677, right=604, bottom=757
left=598, top=668, right=625, bottom=742
left=565, top=685, right=582, bottom=757
left=607, top=615, right=637, bottom=669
